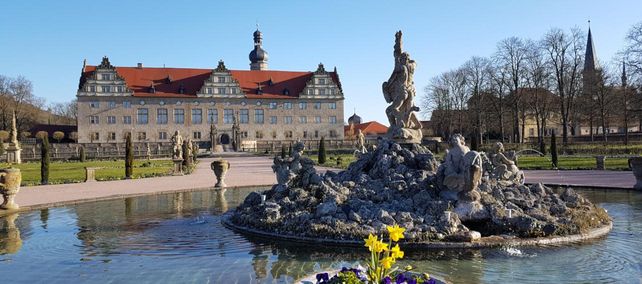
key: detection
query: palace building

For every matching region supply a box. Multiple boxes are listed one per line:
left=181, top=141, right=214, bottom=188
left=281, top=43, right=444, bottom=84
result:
left=76, top=29, right=345, bottom=146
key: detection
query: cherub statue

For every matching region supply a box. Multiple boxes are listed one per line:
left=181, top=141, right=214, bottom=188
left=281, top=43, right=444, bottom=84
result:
left=355, top=129, right=367, bottom=154
left=488, top=142, right=524, bottom=185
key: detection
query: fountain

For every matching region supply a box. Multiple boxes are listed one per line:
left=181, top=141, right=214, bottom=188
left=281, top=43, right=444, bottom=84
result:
left=225, top=32, right=612, bottom=247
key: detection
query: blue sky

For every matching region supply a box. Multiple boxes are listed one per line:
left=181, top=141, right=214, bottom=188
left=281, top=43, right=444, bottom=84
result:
left=1, top=0, right=641, bottom=125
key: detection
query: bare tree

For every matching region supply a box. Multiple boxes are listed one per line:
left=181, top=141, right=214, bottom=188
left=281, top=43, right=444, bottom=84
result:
left=524, top=42, right=555, bottom=149
left=624, top=22, right=642, bottom=81
left=50, top=99, right=78, bottom=124
left=541, top=28, right=584, bottom=145
left=462, top=56, right=492, bottom=146
left=422, top=69, right=468, bottom=138
left=494, top=37, right=529, bottom=143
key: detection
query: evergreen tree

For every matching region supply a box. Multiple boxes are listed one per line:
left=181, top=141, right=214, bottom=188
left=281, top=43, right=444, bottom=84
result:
left=40, top=136, right=50, bottom=185
left=79, top=146, right=86, bottom=162
left=550, top=131, right=558, bottom=169
left=281, top=145, right=286, bottom=159
left=318, top=137, right=327, bottom=164
left=539, top=138, right=546, bottom=156
left=125, top=133, right=133, bottom=179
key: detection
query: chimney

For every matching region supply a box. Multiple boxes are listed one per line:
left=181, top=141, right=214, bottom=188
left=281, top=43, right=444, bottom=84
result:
left=137, top=63, right=143, bottom=68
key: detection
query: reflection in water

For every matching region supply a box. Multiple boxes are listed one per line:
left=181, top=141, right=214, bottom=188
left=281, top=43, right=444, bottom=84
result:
left=0, top=187, right=640, bottom=283
left=0, top=213, right=22, bottom=254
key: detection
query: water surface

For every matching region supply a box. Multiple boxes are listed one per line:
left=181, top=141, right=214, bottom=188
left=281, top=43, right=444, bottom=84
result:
left=0, top=187, right=640, bottom=283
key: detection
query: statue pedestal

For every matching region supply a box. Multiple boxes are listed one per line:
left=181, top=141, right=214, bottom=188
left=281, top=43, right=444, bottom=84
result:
left=5, top=144, right=21, bottom=164
left=172, top=159, right=184, bottom=176
left=388, top=126, right=422, bottom=145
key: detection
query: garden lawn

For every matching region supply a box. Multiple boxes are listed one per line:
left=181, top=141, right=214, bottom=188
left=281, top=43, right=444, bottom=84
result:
left=517, top=156, right=630, bottom=170
left=0, top=159, right=174, bottom=186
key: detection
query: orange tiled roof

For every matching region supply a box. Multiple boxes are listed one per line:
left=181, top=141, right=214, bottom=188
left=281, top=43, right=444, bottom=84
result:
left=344, top=121, right=388, bottom=135
left=81, top=65, right=341, bottom=99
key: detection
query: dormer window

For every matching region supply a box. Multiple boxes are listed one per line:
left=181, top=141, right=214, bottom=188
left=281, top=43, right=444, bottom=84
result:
left=319, top=88, right=326, bottom=95
left=149, top=83, right=155, bottom=94
left=117, top=86, right=123, bottom=93
left=179, top=83, right=185, bottom=94
left=166, top=75, right=172, bottom=84
left=218, top=76, right=226, bottom=83
left=218, top=87, right=226, bottom=95
left=101, top=86, right=111, bottom=93
left=318, top=78, right=326, bottom=85
left=101, top=74, right=111, bottom=80
left=306, top=89, right=313, bottom=95
left=283, top=88, right=290, bottom=95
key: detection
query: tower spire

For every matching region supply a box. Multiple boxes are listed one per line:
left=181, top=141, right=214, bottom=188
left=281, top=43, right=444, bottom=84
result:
left=622, top=60, right=628, bottom=87
left=583, top=25, right=599, bottom=72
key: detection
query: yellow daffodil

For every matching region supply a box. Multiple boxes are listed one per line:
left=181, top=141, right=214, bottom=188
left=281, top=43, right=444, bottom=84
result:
left=373, top=240, right=389, bottom=253
left=364, top=234, right=378, bottom=252
left=380, top=256, right=395, bottom=269
left=387, top=224, right=406, bottom=242
left=390, top=244, right=404, bottom=259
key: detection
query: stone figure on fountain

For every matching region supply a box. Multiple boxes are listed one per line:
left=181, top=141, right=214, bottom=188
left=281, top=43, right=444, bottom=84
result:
left=271, top=140, right=322, bottom=188
left=487, top=142, right=524, bottom=186
left=171, top=130, right=183, bottom=160
left=382, top=31, right=422, bottom=144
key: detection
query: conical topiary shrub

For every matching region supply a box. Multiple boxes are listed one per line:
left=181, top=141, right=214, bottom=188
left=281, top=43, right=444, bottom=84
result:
left=125, top=133, right=133, bottom=179
left=318, top=137, right=327, bottom=164
left=41, top=136, right=50, bottom=185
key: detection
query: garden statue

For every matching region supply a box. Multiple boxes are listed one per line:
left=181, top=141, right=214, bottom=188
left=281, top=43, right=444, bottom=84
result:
left=146, top=143, right=152, bottom=160
left=184, top=137, right=193, bottom=161
left=210, top=124, right=218, bottom=152
left=355, top=129, right=367, bottom=154
left=487, top=142, right=524, bottom=185
left=271, top=140, right=321, bottom=188
left=171, top=130, right=183, bottom=160
left=437, top=134, right=483, bottom=195
left=382, top=31, right=422, bottom=144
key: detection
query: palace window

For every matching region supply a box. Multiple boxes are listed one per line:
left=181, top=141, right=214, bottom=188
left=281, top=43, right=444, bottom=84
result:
left=107, top=116, right=116, bottom=124
left=315, top=116, right=321, bottom=124
left=101, top=86, right=111, bottom=93
left=269, top=102, right=277, bottom=109
left=328, top=102, right=336, bottom=109
left=270, top=116, right=277, bottom=124
left=108, top=101, right=116, bottom=108
left=90, top=101, right=100, bottom=108
left=284, top=102, right=292, bottom=109
left=285, top=131, right=293, bottom=139
left=284, top=116, right=293, bottom=124
left=101, top=74, right=111, bottom=80
left=299, top=102, right=307, bottom=109
left=255, top=109, right=264, bottom=124
left=314, top=130, right=319, bottom=138
left=218, top=76, right=226, bottom=83
left=123, top=116, right=132, bottom=124
left=224, top=109, right=234, bottom=124
left=299, top=116, right=307, bottom=124
left=206, top=88, right=213, bottom=94
left=231, top=88, right=238, bottom=94
left=157, top=108, right=168, bottom=124
left=117, top=86, right=123, bottom=93
left=307, top=89, right=313, bottom=95
left=240, top=131, right=248, bottom=138
left=240, top=109, right=249, bottom=124
left=174, top=109, right=185, bottom=124
left=218, top=88, right=226, bottom=95
left=89, top=86, right=96, bottom=92
left=108, top=132, right=116, bottom=141
left=137, top=108, right=148, bottom=124
left=319, top=89, right=326, bottom=95
left=329, top=130, right=337, bottom=138
left=303, top=131, right=308, bottom=138
left=90, top=116, right=99, bottom=124
left=272, top=131, right=277, bottom=139
left=91, top=132, right=100, bottom=141
left=255, top=131, right=264, bottom=139
left=123, top=101, right=131, bottom=108
left=159, top=132, right=168, bottom=140
left=207, top=109, right=218, bottom=124
left=192, top=109, right=203, bottom=124
left=317, top=78, right=326, bottom=84
left=314, top=102, right=321, bottom=109
left=329, top=116, right=337, bottom=124
left=137, top=132, right=146, bottom=141
left=193, top=132, right=202, bottom=140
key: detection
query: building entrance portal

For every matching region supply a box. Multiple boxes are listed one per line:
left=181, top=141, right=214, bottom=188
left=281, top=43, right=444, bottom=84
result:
left=220, top=134, right=230, bottom=145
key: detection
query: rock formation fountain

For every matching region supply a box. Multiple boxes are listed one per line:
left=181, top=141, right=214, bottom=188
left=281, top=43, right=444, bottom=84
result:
left=225, top=32, right=611, bottom=246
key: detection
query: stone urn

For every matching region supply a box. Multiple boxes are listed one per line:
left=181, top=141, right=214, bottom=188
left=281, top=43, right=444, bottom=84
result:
left=0, top=168, right=22, bottom=210
left=211, top=159, right=230, bottom=187
left=629, top=157, right=642, bottom=190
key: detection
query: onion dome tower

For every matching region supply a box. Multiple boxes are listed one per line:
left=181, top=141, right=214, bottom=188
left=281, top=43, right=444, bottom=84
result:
left=249, top=29, right=268, bottom=70
left=348, top=111, right=362, bottom=125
